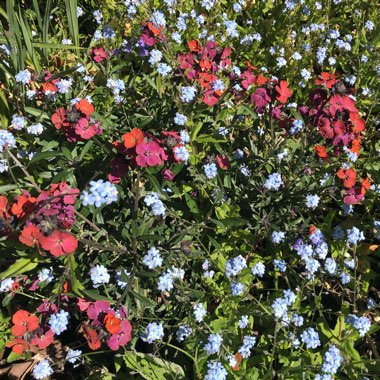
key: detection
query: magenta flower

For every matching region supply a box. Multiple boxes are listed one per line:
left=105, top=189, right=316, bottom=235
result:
left=135, top=141, right=165, bottom=167
left=251, top=88, right=271, bottom=108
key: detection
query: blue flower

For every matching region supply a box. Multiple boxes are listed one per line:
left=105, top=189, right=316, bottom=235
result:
left=174, top=113, right=187, bottom=126
left=66, top=349, right=82, bottom=364
left=321, top=345, right=343, bottom=374
left=271, top=231, right=286, bottom=244
left=204, top=361, right=227, bottom=380
left=347, top=227, right=365, bottom=246
left=142, top=322, right=164, bottom=343
left=149, top=49, right=163, bottom=66
left=0, top=130, right=16, bottom=152
left=15, top=69, right=31, bottom=84
left=272, top=298, right=288, bottom=319
left=231, top=281, right=244, bottom=296
left=32, top=359, right=54, bottom=379
left=264, top=173, right=283, bottom=191
left=225, top=255, right=247, bottom=277
left=238, top=315, right=249, bottom=329
left=300, top=327, right=321, bottom=349
left=346, top=315, right=371, bottom=337
left=238, top=335, right=256, bottom=358
left=90, top=264, right=110, bottom=287
left=180, top=86, right=197, bottom=103
left=203, top=163, right=218, bottom=179
left=176, top=324, right=192, bottom=342
left=81, top=180, right=118, bottom=207
left=273, top=259, right=287, bottom=272
left=252, top=262, right=265, bottom=278
left=306, top=194, right=320, bottom=209
left=204, top=333, right=222, bottom=355
left=143, top=247, right=163, bottom=269
left=193, top=303, right=207, bottom=322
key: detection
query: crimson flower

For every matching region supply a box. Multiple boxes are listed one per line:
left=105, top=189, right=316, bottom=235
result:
left=39, top=230, right=78, bottom=256
left=216, top=155, right=230, bottom=170
left=11, top=310, right=39, bottom=337
left=31, top=329, right=55, bottom=349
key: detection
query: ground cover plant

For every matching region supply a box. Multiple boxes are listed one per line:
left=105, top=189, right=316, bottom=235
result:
left=0, top=0, right=379, bottom=379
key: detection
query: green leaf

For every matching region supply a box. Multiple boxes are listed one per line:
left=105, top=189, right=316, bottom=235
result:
left=121, top=351, right=186, bottom=380
left=0, top=256, right=41, bottom=280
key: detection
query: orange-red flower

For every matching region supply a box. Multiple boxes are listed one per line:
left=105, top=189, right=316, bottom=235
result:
left=11, top=310, right=39, bottom=337
left=11, top=194, right=37, bottom=219
left=83, top=325, right=101, bottom=350
left=76, top=99, right=95, bottom=116
left=275, top=81, right=292, bottom=104
left=188, top=40, right=202, bottom=53
left=315, top=72, right=338, bottom=89
left=122, top=128, right=144, bottom=149
left=314, top=145, right=328, bottom=159
left=6, top=338, right=30, bottom=354
left=104, top=313, right=121, bottom=334
left=19, top=225, right=44, bottom=247
left=337, top=168, right=357, bottom=189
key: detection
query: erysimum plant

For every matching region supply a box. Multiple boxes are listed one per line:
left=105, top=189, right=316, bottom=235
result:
left=0, top=0, right=379, bottom=379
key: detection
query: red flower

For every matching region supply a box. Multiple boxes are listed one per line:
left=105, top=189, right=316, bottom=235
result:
left=275, top=81, right=292, bottom=104
left=76, top=99, right=94, bottom=116
left=11, top=310, right=39, bottom=337
left=51, top=108, right=69, bottom=130
left=315, top=72, right=338, bottom=88
left=31, top=329, right=55, bottom=349
left=203, top=91, right=220, bottom=106
left=135, top=141, right=165, bottom=167
left=91, top=47, right=108, bottom=63
left=19, top=225, right=44, bottom=247
left=0, top=195, right=10, bottom=219
left=122, top=128, right=144, bottom=149
left=6, top=338, right=30, bottom=354
left=39, top=230, right=78, bottom=256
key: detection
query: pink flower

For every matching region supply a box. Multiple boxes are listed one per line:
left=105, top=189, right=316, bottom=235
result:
left=87, top=300, right=112, bottom=322
left=162, top=169, right=174, bottom=181
left=135, top=141, right=165, bottom=167
left=75, top=118, right=99, bottom=139
left=91, top=47, right=108, bottom=63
